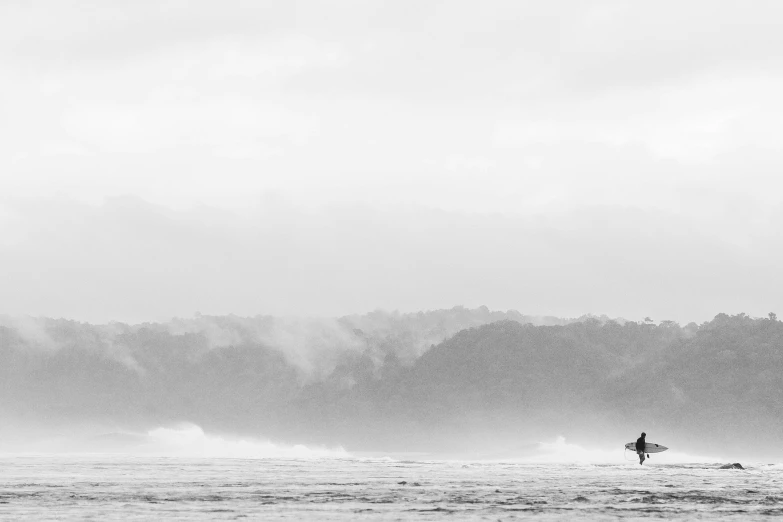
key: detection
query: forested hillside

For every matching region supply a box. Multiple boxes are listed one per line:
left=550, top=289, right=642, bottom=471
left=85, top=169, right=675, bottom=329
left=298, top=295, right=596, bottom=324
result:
left=1, top=309, right=780, bottom=458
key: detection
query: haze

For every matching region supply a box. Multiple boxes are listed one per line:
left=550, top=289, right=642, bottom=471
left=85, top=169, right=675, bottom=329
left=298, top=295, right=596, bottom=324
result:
left=2, top=1, right=782, bottom=324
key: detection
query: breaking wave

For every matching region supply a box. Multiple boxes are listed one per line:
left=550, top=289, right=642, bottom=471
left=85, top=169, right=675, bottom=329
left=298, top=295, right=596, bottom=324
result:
left=141, top=425, right=349, bottom=459
left=0, top=424, right=349, bottom=459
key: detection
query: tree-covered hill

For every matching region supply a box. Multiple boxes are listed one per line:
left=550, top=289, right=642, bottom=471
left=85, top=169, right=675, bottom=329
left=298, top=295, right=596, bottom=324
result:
left=1, top=310, right=780, bottom=458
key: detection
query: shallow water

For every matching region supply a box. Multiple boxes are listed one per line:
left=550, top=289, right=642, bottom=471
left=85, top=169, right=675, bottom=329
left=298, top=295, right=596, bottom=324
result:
left=1, top=457, right=782, bottom=520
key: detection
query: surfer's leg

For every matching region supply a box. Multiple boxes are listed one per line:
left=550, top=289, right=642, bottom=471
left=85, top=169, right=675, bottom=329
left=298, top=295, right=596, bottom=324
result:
left=638, top=451, right=645, bottom=465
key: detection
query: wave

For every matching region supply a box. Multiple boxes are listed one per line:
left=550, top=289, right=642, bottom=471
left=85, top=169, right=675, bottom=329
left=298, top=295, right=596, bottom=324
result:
left=0, top=424, right=349, bottom=459
left=513, top=436, right=722, bottom=464
left=139, top=425, right=349, bottom=459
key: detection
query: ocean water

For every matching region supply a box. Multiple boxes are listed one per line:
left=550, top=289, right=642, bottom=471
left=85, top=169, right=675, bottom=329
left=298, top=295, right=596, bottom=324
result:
left=1, top=456, right=782, bottom=520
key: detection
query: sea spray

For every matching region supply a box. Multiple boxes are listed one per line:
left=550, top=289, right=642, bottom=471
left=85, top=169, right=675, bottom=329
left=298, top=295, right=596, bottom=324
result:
left=142, top=424, right=349, bottom=459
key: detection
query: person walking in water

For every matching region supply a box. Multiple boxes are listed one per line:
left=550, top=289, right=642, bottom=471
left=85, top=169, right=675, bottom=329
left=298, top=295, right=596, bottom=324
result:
left=636, top=432, right=647, bottom=465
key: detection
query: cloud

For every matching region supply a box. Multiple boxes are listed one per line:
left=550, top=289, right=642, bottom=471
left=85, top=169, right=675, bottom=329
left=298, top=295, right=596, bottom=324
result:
left=3, top=2, right=783, bottom=218
left=2, top=2, right=783, bottom=320
left=60, top=97, right=318, bottom=154
left=201, top=35, right=345, bottom=80
left=0, top=196, right=780, bottom=324
left=38, top=140, right=90, bottom=157
left=38, top=34, right=334, bottom=156
left=494, top=70, right=783, bottom=161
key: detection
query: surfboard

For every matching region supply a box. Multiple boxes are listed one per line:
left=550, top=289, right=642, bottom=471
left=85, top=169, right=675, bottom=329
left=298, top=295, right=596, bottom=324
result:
left=625, top=442, right=668, bottom=453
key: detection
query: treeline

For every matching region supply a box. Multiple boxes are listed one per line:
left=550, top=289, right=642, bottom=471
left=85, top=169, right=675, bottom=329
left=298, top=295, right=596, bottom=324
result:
left=0, top=306, right=573, bottom=429
left=1, top=310, right=781, bottom=457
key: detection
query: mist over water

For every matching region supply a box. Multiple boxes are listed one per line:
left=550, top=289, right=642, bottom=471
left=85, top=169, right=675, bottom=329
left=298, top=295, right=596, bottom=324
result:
left=1, top=308, right=781, bottom=463
left=0, top=425, right=728, bottom=468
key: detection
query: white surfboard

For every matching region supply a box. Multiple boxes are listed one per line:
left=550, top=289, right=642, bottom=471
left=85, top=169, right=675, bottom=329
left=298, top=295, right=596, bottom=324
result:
left=625, top=442, right=668, bottom=453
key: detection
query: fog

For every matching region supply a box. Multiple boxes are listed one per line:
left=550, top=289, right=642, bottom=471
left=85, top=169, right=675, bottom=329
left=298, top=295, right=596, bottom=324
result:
left=2, top=310, right=781, bottom=461
left=3, top=1, right=783, bottom=322
left=1, top=196, right=780, bottom=325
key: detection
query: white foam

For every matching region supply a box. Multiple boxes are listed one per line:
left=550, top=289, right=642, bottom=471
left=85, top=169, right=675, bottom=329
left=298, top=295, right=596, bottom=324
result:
left=141, top=424, right=349, bottom=459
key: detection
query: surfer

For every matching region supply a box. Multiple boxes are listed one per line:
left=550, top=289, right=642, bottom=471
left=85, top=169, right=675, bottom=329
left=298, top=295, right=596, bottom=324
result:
left=636, top=432, right=647, bottom=465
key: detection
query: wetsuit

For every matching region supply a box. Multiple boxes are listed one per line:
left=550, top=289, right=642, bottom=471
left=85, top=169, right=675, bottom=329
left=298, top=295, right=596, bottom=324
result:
left=636, top=436, right=646, bottom=453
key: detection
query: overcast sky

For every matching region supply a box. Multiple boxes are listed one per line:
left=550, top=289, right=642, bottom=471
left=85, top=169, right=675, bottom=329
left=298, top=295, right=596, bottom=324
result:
left=1, top=1, right=782, bottom=323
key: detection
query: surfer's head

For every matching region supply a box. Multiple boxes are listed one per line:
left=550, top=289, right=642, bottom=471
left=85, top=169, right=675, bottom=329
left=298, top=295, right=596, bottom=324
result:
left=641, top=432, right=646, bottom=437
